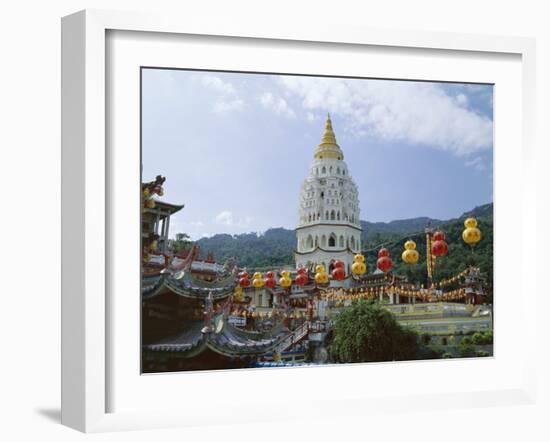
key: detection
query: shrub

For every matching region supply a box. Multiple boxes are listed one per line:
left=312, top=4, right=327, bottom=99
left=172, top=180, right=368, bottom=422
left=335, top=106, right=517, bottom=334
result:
left=442, top=352, right=453, bottom=359
left=458, top=345, right=475, bottom=358
left=461, top=337, right=472, bottom=346
left=483, top=330, right=494, bottom=344
left=420, top=333, right=432, bottom=345
left=475, top=350, right=490, bottom=357
left=471, top=332, right=485, bottom=345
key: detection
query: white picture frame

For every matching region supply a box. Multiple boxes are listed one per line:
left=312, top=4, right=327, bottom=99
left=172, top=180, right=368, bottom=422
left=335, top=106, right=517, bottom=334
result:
left=61, top=9, right=537, bottom=433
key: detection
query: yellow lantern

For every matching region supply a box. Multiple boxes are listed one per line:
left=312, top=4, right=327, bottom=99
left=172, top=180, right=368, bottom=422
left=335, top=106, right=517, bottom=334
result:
left=314, top=265, right=329, bottom=284
left=402, top=249, right=419, bottom=264
left=462, top=226, right=482, bottom=246
left=354, top=254, right=365, bottom=263
left=252, top=272, right=265, bottom=288
left=279, top=270, right=292, bottom=288
left=402, top=239, right=419, bottom=264
left=464, top=217, right=478, bottom=228
left=142, top=188, right=150, bottom=197
left=351, top=261, right=367, bottom=275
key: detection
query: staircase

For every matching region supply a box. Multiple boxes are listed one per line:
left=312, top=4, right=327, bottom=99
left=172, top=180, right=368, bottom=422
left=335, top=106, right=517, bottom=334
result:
left=275, top=321, right=310, bottom=353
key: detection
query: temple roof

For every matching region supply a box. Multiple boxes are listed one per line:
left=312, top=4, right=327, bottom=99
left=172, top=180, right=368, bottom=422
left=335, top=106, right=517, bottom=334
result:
left=142, top=268, right=236, bottom=300
left=144, top=315, right=286, bottom=358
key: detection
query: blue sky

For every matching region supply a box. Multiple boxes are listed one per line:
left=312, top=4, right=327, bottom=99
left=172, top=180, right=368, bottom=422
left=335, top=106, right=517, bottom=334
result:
left=142, top=69, right=493, bottom=240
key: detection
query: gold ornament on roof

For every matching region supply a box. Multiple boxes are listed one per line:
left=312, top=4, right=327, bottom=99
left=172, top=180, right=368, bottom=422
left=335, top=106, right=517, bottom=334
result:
left=314, top=113, right=345, bottom=160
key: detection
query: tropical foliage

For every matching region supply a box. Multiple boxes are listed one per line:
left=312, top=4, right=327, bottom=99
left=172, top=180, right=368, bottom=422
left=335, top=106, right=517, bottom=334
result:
left=329, top=299, right=419, bottom=363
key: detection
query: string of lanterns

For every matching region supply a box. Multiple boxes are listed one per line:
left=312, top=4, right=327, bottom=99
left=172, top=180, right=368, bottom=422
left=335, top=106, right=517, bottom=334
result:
left=232, top=217, right=482, bottom=301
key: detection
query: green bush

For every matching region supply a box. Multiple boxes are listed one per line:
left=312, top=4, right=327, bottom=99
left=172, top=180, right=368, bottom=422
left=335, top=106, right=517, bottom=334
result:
left=483, top=330, right=493, bottom=344
left=458, top=345, right=475, bottom=358
left=471, top=332, right=485, bottom=345
left=442, top=352, right=453, bottom=359
left=461, top=337, right=472, bottom=346
left=420, top=333, right=431, bottom=345
left=475, top=350, right=490, bottom=357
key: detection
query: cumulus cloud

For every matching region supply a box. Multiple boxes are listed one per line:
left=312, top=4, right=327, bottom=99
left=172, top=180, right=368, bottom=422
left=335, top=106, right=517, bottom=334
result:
left=200, top=74, right=244, bottom=114
left=214, top=211, right=253, bottom=227
left=279, top=77, right=493, bottom=156
left=259, top=92, right=295, bottom=118
left=213, top=99, right=244, bottom=113
left=201, top=75, right=236, bottom=94
left=464, top=156, right=487, bottom=172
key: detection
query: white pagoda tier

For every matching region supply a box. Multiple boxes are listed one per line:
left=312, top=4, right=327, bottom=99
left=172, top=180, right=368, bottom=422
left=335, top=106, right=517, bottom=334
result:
left=295, top=114, right=363, bottom=274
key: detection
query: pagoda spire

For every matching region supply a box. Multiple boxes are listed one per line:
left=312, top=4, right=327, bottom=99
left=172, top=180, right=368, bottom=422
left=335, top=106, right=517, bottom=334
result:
left=313, top=112, right=344, bottom=160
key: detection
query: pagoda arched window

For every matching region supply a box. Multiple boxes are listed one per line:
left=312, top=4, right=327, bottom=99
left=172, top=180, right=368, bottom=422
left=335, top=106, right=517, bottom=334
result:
left=337, top=167, right=340, bottom=174
left=306, top=235, right=313, bottom=249
left=325, top=210, right=329, bottom=220
left=330, top=210, right=336, bottom=220
left=329, top=166, right=333, bottom=174
left=321, top=235, right=327, bottom=247
left=315, top=236, right=319, bottom=247
left=322, top=166, right=326, bottom=174
left=351, top=236, right=356, bottom=250
left=329, top=234, right=336, bottom=247
left=337, top=211, right=340, bottom=220
left=339, top=235, right=344, bottom=247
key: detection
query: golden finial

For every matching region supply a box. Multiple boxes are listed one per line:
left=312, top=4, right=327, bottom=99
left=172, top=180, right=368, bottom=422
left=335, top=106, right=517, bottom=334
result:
left=314, top=112, right=344, bottom=160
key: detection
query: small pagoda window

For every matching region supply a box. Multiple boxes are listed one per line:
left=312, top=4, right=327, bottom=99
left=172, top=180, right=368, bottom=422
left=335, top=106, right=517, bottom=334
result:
left=343, top=170, right=346, bottom=175
left=339, top=235, right=344, bottom=247
left=329, top=234, right=336, bottom=247
left=329, top=166, right=333, bottom=173
left=322, top=166, right=326, bottom=174
left=321, top=235, right=327, bottom=247
left=337, top=167, right=340, bottom=174
left=330, top=210, right=336, bottom=220
left=337, top=211, right=340, bottom=220
left=325, top=210, right=329, bottom=220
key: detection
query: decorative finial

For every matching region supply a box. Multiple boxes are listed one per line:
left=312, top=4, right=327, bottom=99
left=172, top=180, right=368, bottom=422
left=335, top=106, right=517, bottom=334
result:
left=313, top=112, right=344, bottom=160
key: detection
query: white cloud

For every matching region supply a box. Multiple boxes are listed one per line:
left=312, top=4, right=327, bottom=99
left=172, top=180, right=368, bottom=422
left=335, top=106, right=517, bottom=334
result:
left=464, top=156, right=486, bottom=172
left=214, top=211, right=254, bottom=227
left=190, top=221, right=204, bottom=227
left=278, top=77, right=493, bottom=156
left=201, top=75, right=236, bottom=94
left=455, top=93, right=468, bottom=107
left=199, top=75, right=244, bottom=114
left=213, top=99, right=244, bottom=113
left=259, top=92, right=295, bottom=118
left=306, top=112, right=319, bottom=122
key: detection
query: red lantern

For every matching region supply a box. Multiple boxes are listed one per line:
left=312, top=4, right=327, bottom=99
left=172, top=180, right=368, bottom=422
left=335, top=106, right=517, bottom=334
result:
left=433, top=231, right=446, bottom=241
left=296, top=266, right=307, bottom=275
left=378, top=248, right=390, bottom=258
left=265, top=271, right=274, bottom=279
left=239, top=277, right=250, bottom=288
left=264, top=277, right=276, bottom=288
left=377, top=256, right=393, bottom=273
left=332, top=266, right=346, bottom=281
left=238, top=271, right=249, bottom=279
left=431, top=240, right=448, bottom=257
left=333, top=260, right=345, bottom=269
left=295, top=273, right=309, bottom=286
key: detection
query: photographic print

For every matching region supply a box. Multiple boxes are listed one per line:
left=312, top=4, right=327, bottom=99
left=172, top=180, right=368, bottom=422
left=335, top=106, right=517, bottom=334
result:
left=141, top=69, right=493, bottom=373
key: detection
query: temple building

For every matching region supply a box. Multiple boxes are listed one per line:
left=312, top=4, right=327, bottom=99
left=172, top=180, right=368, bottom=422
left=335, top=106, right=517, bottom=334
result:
left=295, top=115, right=362, bottom=273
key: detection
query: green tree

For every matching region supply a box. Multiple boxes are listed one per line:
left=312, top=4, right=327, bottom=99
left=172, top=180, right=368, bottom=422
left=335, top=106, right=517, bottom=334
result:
left=330, top=299, right=419, bottom=363
left=168, top=232, right=192, bottom=255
